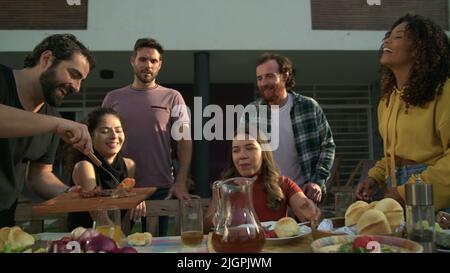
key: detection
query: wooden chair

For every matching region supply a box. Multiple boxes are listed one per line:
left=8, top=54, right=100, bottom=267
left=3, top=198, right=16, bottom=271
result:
left=322, top=159, right=378, bottom=210
left=319, top=156, right=343, bottom=206
left=14, top=197, right=67, bottom=233
left=144, top=198, right=210, bottom=236
left=344, top=159, right=377, bottom=190
left=324, top=155, right=343, bottom=194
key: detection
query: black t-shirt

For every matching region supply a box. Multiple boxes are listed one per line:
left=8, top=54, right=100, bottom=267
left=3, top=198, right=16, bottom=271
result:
left=67, top=151, right=129, bottom=230
left=0, top=64, right=60, bottom=211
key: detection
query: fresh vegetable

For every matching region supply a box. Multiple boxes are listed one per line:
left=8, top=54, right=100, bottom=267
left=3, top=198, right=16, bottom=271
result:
left=47, top=236, right=74, bottom=253
left=78, top=228, right=100, bottom=248
left=115, top=246, right=138, bottom=253
left=45, top=228, right=138, bottom=253
left=83, top=233, right=118, bottom=253
left=117, top=178, right=136, bottom=191
left=264, top=230, right=277, bottom=238
left=71, top=227, right=87, bottom=240
left=352, top=236, right=373, bottom=249
left=338, top=236, right=397, bottom=253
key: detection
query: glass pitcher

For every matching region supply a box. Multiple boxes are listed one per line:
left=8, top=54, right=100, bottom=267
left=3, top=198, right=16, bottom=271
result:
left=211, top=177, right=266, bottom=253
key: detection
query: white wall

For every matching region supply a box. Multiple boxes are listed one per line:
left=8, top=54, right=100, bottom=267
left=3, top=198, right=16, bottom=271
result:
left=0, top=0, right=389, bottom=52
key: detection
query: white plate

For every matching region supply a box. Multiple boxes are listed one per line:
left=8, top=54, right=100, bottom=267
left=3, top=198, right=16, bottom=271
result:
left=261, top=221, right=311, bottom=245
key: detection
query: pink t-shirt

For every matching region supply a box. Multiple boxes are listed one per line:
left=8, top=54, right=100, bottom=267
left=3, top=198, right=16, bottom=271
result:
left=102, top=85, right=190, bottom=188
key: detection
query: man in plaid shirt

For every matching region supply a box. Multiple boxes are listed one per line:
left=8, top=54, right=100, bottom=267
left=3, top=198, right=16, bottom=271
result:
left=243, top=52, right=335, bottom=203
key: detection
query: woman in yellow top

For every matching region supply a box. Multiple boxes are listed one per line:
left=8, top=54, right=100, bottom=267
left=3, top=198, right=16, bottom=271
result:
left=355, top=14, right=450, bottom=210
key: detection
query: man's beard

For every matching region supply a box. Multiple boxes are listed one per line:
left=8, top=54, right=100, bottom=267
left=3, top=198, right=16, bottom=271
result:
left=134, top=68, right=158, bottom=85
left=259, top=83, right=280, bottom=102
left=39, top=65, right=74, bottom=107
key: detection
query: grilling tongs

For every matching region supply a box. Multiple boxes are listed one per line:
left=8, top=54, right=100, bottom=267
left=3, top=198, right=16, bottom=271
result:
left=66, top=131, right=121, bottom=185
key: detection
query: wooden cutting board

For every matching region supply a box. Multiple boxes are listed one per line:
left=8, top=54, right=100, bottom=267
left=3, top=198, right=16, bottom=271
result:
left=32, top=187, right=157, bottom=214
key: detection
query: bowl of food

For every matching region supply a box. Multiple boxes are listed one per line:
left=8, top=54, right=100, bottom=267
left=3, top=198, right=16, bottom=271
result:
left=311, top=235, right=423, bottom=253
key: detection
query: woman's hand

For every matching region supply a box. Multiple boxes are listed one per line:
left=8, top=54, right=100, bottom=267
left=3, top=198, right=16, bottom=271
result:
left=437, top=211, right=450, bottom=229
left=291, top=193, right=322, bottom=223
left=310, top=202, right=322, bottom=224
left=355, top=177, right=379, bottom=201
left=130, top=201, right=146, bottom=222
left=384, top=187, right=405, bottom=206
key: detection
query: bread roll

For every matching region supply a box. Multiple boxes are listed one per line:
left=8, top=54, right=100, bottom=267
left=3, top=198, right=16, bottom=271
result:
left=274, top=217, right=300, bottom=238
left=7, top=226, right=35, bottom=250
left=357, top=209, right=392, bottom=235
left=366, top=201, right=379, bottom=210
left=0, top=239, right=4, bottom=252
left=374, top=198, right=404, bottom=230
left=0, top=227, right=11, bottom=243
left=127, top=232, right=153, bottom=246
left=345, top=200, right=369, bottom=226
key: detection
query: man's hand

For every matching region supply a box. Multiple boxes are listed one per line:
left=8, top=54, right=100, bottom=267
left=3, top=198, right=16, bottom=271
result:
left=355, top=177, right=379, bottom=202
left=56, top=119, right=92, bottom=155
left=165, top=179, right=191, bottom=201
left=303, top=182, right=322, bottom=203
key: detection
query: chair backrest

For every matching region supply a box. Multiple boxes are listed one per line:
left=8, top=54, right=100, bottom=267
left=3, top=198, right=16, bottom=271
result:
left=339, top=159, right=379, bottom=202
left=15, top=197, right=67, bottom=233
left=144, top=198, right=210, bottom=236
left=346, top=159, right=377, bottom=187
left=324, top=155, right=343, bottom=194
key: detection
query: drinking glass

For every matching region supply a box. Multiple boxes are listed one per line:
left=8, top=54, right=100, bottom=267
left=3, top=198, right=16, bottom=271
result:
left=334, top=191, right=354, bottom=217
left=93, top=206, right=123, bottom=246
left=180, top=196, right=204, bottom=247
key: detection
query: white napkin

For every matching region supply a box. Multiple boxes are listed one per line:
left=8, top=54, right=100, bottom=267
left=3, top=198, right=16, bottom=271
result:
left=317, top=219, right=356, bottom=235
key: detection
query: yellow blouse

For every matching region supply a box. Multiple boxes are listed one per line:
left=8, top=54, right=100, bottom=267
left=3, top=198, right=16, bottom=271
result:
left=368, top=79, right=450, bottom=210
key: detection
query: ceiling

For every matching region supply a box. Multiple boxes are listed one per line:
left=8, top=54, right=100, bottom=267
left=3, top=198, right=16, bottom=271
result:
left=0, top=50, right=382, bottom=87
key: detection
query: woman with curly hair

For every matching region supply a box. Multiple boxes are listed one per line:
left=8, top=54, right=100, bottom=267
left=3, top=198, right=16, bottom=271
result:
left=355, top=14, right=450, bottom=210
left=203, top=126, right=321, bottom=232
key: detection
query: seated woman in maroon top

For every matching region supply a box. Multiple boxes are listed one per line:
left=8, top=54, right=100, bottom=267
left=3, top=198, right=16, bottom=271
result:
left=204, top=126, right=321, bottom=232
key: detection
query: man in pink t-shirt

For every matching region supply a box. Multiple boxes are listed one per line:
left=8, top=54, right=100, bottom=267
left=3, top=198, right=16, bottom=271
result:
left=102, top=38, right=192, bottom=207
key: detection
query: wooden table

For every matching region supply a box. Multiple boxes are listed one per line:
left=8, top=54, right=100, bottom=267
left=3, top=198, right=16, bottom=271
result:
left=263, top=234, right=313, bottom=253
left=36, top=233, right=312, bottom=253
left=32, top=187, right=157, bottom=214
left=207, top=233, right=313, bottom=253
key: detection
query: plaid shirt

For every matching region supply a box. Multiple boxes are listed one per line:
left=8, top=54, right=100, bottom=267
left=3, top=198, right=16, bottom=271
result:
left=244, top=91, right=335, bottom=191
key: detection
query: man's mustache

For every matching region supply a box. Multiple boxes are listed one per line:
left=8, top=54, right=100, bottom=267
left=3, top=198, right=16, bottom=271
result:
left=59, top=84, right=76, bottom=95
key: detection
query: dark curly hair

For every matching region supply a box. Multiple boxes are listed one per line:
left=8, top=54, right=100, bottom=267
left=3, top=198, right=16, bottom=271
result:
left=256, top=52, right=296, bottom=89
left=132, top=37, right=164, bottom=59
left=24, top=33, right=95, bottom=69
left=380, top=14, right=450, bottom=109
left=63, top=107, right=122, bottom=177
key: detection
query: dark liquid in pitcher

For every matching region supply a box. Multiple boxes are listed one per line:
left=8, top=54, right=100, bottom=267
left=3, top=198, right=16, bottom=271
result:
left=212, top=227, right=265, bottom=253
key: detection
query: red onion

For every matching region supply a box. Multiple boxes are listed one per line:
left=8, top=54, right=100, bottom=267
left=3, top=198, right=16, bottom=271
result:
left=77, top=228, right=100, bottom=248
left=116, top=246, right=138, bottom=253
left=83, top=233, right=118, bottom=253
